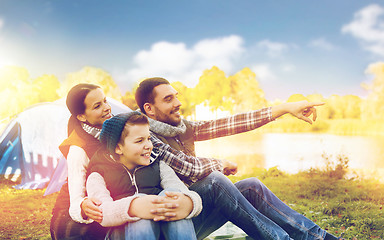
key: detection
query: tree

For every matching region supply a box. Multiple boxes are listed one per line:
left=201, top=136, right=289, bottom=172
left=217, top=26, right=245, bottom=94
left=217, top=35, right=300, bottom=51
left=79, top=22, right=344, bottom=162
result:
left=361, top=62, right=384, bottom=120
left=342, top=95, right=361, bottom=119
left=122, top=90, right=138, bottom=111
left=306, top=93, right=331, bottom=119
left=58, top=66, right=122, bottom=101
left=287, top=93, right=307, bottom=102
left=230, top=67, right=267, bottom=113
left=33, top=74, right=60, bottom=102
left=194, top=66, right=234, bottom=112
left=171, top=81, right=196, bottom=117
left=0, top=66, right=37, bottom=119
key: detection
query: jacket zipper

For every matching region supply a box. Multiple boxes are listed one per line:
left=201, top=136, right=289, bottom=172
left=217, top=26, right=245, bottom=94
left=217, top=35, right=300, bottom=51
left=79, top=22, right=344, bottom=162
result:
left=122, top=164, right=145, bottom=195
left=107, top=153, right=147, bottom=195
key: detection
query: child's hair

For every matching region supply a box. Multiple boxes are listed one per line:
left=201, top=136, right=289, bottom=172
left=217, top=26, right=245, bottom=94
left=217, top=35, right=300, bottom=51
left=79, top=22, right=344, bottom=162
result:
left=118, top=114, right=149, bottom=145
left=66, top=83, right=101, bottom=116
left=100, top=112, right=149, bottom=153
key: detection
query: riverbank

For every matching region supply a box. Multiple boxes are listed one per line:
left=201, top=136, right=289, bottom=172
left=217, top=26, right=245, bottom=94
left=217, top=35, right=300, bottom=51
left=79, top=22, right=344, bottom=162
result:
left=256, top=118, right=384, bottom=137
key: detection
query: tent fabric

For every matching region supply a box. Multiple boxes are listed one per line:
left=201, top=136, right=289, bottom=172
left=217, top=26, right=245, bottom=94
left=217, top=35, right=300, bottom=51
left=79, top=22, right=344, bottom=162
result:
left=0, top=122, right=24, bottom=182
left=0, top=98, right=132, bottom=195
left=0, top=102, right=68, bottom=190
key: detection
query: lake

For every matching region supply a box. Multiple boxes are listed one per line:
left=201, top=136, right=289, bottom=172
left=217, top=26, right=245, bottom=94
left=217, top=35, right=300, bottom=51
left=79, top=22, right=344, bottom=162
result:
left=195, top=133, right=384, bottom=181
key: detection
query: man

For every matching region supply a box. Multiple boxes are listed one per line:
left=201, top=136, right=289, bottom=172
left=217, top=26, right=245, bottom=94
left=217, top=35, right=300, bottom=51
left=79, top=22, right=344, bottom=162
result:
left=135, top=77, right=343, bottom=240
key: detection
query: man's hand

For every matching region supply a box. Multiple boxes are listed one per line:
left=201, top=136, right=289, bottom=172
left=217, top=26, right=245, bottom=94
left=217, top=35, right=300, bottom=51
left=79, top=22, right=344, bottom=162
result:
left=129, top=195, right=173, bottom=220
left=222, top=159, right=238, bottom=175
left=149, top=192, right=193, bottom=221
left=81, top=198, right=103, bottom=223
left=271, top=101, right=325, bottom=124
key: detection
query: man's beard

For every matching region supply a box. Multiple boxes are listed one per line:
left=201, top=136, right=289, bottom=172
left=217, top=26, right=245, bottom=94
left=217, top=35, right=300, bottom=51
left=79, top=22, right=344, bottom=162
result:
left=154, top=106, right=181, bottom=126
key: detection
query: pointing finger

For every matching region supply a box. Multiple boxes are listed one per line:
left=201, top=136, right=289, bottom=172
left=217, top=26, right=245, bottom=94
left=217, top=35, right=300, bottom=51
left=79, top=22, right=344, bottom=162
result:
left=307, top=102, right=325, bottom=107
left=312, top=107, right=318, bottom=121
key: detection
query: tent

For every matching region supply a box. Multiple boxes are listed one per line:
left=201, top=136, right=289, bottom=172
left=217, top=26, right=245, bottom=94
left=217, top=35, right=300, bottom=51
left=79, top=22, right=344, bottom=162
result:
left=0, top=98, right=132, bottom=195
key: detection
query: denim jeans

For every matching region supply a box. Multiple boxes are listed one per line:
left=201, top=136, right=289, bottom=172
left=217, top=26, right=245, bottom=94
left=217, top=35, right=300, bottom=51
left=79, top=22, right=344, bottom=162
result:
left=190, top=171, right=331, bottom=240
left=105, top=190, right=196, bottom=240
left=105, top=219, right=196, bottom=240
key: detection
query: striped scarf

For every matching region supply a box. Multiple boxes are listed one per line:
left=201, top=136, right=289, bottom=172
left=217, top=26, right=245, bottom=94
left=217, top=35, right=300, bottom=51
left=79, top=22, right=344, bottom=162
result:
left=81, top=123, right=102, bottom=140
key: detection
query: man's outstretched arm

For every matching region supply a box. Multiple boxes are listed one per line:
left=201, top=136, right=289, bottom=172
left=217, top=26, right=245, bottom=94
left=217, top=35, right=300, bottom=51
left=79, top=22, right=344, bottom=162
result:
left=271, top=101, right=324, bottom=124
left=191, top=101, right=324, bottom=141
left=191, top=107, right=273, bottom=141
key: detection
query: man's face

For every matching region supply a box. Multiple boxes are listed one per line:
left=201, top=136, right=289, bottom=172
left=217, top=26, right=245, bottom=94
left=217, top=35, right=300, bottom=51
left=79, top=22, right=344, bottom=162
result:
left=151, top=84, right=182, bottom=126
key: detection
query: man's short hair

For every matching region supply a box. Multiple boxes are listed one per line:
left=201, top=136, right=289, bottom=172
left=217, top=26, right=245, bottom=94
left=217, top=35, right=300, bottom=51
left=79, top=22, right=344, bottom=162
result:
left=135, top=77, right=170, bottom=114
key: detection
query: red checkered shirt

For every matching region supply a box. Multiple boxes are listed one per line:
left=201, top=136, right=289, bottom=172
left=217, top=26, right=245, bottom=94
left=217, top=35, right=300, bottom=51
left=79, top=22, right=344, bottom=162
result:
left=151, top=107, right=273, bottom=184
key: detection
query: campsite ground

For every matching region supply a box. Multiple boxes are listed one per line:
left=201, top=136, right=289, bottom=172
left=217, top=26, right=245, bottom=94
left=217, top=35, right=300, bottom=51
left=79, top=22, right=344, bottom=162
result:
left=1, top=166, right=383, bottom=240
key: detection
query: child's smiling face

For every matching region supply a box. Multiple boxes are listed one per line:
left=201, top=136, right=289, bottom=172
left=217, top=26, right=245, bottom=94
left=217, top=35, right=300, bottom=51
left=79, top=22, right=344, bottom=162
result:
left=115, top=123, right=153, bottom=170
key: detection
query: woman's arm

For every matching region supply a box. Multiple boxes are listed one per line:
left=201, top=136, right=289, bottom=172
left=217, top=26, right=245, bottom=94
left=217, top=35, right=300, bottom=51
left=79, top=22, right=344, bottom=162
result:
left=67, top=145, right=95, bottom=223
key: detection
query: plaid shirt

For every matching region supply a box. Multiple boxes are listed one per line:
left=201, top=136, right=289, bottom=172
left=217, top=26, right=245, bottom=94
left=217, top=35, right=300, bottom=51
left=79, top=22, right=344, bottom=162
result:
left=151, top=107, right=273, bottom=184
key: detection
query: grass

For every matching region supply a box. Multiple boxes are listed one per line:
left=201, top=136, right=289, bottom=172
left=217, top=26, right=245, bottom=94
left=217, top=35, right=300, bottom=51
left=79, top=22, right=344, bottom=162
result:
left=1, top=162, right=383, bottom=240
left=0, top=178, right=57, bottom=240
left=228, top=162, right=384, bottom=239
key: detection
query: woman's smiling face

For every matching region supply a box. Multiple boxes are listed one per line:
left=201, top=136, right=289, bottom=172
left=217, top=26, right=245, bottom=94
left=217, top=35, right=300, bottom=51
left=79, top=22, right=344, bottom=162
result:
left=77, top=88, right=112, bottom=128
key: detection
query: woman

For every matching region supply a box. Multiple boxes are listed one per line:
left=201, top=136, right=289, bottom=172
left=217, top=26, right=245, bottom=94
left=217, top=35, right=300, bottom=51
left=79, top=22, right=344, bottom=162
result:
left=50, top=83, right=111, bottom=239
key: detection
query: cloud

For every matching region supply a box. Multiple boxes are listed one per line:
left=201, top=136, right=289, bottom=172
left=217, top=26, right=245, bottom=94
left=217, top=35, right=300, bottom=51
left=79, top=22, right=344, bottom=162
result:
left=124, top=35, right=244, bottom=87
left=342, top=4, right=384, bottom=56
left=309, top=38, right=335, bottom=51
left=257, top=40, right=289, bottom=58
left=251, top=64, right=277, bottom=82
left=281, top=64, right=296, bottom=73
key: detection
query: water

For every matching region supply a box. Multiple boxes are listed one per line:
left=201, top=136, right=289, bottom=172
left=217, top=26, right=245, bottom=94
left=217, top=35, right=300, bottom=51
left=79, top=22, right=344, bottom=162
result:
left=195, top=133, right=384, bottom=180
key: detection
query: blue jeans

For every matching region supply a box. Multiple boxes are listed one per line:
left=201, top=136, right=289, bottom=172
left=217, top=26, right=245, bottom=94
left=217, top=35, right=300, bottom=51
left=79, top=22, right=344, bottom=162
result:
left=190, top=171, right=331, bottom=240
left=105, top=190, right=196, bottom=240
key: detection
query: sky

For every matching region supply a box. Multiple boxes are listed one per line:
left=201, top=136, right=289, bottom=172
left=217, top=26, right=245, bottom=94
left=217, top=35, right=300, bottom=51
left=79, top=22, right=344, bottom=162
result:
left=0, top=0, right=383, bottom=100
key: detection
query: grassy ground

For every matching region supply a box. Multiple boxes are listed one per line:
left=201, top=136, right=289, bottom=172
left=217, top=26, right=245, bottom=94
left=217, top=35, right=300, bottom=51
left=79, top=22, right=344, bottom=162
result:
left=1, top=166, right=383, bottom=240
left=0, top=178, right=57, bottom=240
left=229, top=166, right=384, bottom=239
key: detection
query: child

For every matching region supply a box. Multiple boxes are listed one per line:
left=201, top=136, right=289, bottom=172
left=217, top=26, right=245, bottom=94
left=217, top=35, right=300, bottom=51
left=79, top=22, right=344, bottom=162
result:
left=86, top=112, right=201, bottom=240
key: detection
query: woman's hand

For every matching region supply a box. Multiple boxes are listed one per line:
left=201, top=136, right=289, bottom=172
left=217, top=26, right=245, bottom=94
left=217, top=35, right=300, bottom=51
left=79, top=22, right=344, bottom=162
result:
left=81, top=198, right=103, bottom=223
